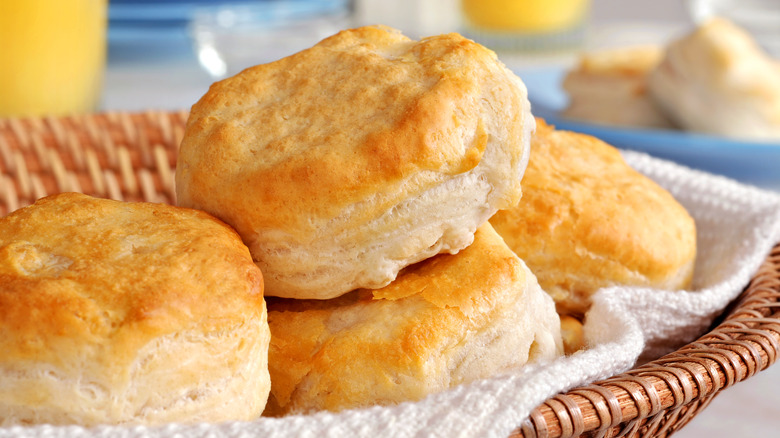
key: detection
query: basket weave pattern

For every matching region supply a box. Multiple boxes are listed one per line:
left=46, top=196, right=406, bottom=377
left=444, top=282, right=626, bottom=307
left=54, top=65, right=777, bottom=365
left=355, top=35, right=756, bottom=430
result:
left=1, top=112, right=779, bottom=438
left=0, top=111, right=187, bottom=214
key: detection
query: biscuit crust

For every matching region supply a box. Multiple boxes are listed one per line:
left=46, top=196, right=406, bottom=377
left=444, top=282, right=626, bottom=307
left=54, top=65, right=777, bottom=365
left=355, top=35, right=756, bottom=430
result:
left=0, top=193, right=270, bottom=426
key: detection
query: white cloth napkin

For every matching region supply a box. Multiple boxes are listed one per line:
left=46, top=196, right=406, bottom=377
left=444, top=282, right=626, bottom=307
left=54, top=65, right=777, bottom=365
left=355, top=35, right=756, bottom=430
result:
left=3, top=151, right=780, bottom=438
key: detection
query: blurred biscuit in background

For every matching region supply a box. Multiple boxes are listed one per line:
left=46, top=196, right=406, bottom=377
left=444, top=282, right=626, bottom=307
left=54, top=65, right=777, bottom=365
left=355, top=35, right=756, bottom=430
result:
left=648, top=18, right=780, bottom=140
left=562, top=45, right=675, bottom=129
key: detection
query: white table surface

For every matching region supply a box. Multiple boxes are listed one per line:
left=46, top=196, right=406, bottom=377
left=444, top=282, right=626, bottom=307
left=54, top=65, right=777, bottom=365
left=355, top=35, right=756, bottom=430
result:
left=101, top=27, right=780, bottom=437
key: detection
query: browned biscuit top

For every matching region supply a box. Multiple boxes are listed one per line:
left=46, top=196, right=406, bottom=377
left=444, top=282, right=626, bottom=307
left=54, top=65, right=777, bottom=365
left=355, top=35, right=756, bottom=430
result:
left=0, top=193, right=264, bottom=370
left=176, top=25, right=529, bottom=237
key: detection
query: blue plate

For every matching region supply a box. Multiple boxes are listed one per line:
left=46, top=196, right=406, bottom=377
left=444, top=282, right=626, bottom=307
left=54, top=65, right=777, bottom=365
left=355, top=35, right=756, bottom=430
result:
left=107, top=0, right=349, bottom=62
left=516, top=67, right=780, bottom=191
left=107, top=0, right=234, bottom=61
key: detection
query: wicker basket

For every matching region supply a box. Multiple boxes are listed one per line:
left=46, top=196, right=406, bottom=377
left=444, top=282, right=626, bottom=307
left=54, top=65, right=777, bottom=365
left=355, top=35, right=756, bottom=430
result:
left=1, top=112, right=778, bottom=437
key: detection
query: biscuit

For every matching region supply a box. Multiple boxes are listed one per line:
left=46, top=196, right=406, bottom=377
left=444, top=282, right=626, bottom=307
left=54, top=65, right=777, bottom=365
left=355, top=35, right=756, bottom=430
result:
left=562, top=45, right=674, bottom=129
left=560, top=315, right=585, bottom=355
left=490, top=120, right=697, bottom=316
left=647, top=18, right=780, bottom=140
left=0, top=193, right=270, bottom=426
left=175, top=25, right=535, bottom=299
left=264, top=224, right=562, bottom=415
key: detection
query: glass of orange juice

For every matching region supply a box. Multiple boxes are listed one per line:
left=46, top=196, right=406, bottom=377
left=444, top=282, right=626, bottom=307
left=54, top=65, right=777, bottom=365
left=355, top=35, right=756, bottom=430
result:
left=0, top=0, right=107, bottom=117
left=461, top=0, right=591, bottom=51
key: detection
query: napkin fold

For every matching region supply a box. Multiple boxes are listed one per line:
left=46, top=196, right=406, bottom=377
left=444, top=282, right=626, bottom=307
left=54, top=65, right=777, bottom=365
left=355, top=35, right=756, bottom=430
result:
left=3, top=151, right=780, bottom=438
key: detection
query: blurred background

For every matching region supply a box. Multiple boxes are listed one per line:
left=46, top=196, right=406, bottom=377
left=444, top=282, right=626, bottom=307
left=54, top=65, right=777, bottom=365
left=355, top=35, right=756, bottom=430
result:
left=101, top=0, right=693, bottom=111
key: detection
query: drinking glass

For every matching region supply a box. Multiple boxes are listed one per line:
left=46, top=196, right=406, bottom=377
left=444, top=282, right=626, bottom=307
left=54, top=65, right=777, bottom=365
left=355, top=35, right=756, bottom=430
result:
left=460, top=0, right=591, bottom=52
left=0, top=0, right=107, bottom=117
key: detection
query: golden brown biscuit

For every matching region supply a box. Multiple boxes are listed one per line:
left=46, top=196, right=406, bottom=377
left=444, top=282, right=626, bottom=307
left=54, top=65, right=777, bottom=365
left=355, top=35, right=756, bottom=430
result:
left=648, top=18, right=780, bottom=139
left=0, top=193, right=270, bottom=426
left=176, top=25, right=535, bottom=299
left=264, top=224, right=562, bottom=416
left=562, top=45, right=675, bottom=129
left=490, top=120, right=697, bottom=316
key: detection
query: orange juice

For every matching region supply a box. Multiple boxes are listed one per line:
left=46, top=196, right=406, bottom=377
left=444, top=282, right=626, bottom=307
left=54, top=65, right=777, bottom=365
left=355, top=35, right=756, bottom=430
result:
left=0, top=0, right=107, bottom=116
left=462, top=0, right=590, bottom=33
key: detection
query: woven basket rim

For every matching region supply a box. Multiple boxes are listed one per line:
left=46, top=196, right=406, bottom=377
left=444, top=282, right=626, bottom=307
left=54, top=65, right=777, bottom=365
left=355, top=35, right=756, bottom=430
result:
left=513, top=243, right=780, bottom=438
left=1, top=111, right=778, bottom=438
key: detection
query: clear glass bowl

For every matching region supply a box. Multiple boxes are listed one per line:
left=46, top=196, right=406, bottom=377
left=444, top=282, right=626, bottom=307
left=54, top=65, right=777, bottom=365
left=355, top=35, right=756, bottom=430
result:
left=190, top=0, right=352, bottom=78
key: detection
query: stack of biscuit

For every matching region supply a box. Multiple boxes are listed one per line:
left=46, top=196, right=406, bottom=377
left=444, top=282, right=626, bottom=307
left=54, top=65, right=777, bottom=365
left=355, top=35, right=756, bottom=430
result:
left=176, top=25, right=563, bottom=416
left=0, top=25, right=565, bottom=425
left=0, top=25, right=698, bottom=425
